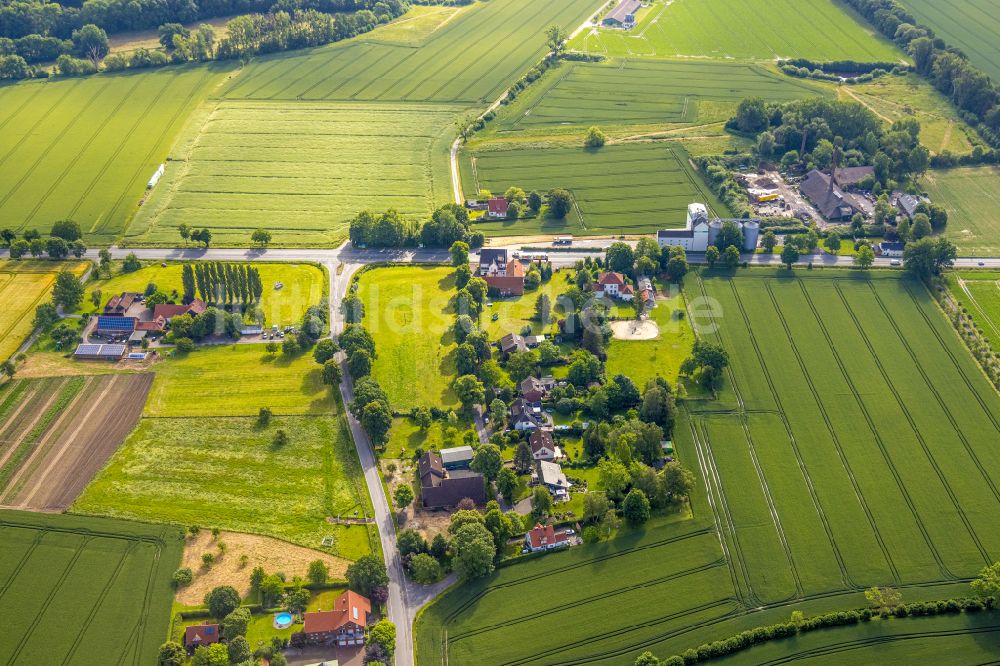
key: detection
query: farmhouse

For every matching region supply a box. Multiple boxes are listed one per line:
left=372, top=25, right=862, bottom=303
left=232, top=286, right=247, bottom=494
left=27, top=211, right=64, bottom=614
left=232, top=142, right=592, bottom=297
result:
left=603, top=0, right=640, bottom=28
left=800, top=169, right=868, bottom=221
left=103, top=292, right=140, bottom=316
left=891, top=191, right=929, bottom=219
left=440, top=445, right=475, bottom=470
left=657, top=203, right=711, bottom=252
left=529, top=429, right=559, bottom=461
left=499, top=332, right=528, bottom=357
left=595, top=272, right=634, bottom=301
left=511, top=397, right=553, bottom=431
left=301, top=590, right=372, bottom=646
left=520, top=375, right=555, bottom=402
left=418, top=451, right=485, bottom=508
left=479, top=249, right=508, bottom=276
left=537, top=460, right=572, bottom=499
left=878, top=241, right=905, bottom=257
left=184, top=624, right=220, bottom=654
left=833, top=166, right=875, bottom=188
left=487, top=197, right=509, bottom=218
left=525, top=523, right=572, bottom=552
left=485, top=259, right=525, bottom=296
left=152, top=299, right=207, bottom=321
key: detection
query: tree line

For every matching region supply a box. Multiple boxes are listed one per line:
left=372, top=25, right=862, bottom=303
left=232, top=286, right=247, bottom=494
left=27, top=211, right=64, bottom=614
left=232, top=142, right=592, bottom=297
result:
left=1, top=220, right=87, bottom=260
left=182, top=262, right=263, bottom=305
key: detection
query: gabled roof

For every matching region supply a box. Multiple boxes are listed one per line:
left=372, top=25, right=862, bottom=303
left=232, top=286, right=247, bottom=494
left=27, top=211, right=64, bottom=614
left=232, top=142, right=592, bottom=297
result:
left=418, top=451, right=445, bottom=485
left=597, top=272, right=626, bottom=287
left=479, top=248, right=507, bottom=266
left=834, top=166, right=875, bottom=187
left=488, top=197, right=509, bottom=215
left=605, top=0, right=641, bottom=23
left=135, top=316, right=166, bottom=332
left=526, top=523, right=570, bottom=550
left=303, top=590, right=371, bottom=635
left=538, top=460, right=571, bottom=489
left=799, top=170, right=863, bottom=219
left=185, top=624, right=220, bottom=647
left=104, top=292, right=139, bottom=315
left=520, top=375, right=554, bottom=397
left=529, top=429, right=555, bottom=454
left=879, top=241, right=905, bottom=252
left=499, top=332, right=527, bottom=354
left=506, top=259, right=525, bottom=277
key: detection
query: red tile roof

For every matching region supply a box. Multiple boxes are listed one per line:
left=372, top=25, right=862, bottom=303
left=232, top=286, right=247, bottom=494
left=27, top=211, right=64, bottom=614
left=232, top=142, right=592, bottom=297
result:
left=135, top=316, right=166, bottom=332
left=303, top=590, right=371, bottom=635
left=526, top=523, right=570, bottom=550
left=598, top=272, right=626, bottom=286
left=485, top=275, right=524, bottom=296
left=506, top=259, right=525, bottom=277
left=185, top=624, right=220, bottom=647
left=152, top=299, right=207, bottom=320
left=488, top=197, right=509, bottom=215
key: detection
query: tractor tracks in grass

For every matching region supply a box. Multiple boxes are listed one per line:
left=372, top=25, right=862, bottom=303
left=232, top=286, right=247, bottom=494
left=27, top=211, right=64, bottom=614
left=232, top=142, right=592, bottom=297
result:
left=832, top=282, right=960, bottom=580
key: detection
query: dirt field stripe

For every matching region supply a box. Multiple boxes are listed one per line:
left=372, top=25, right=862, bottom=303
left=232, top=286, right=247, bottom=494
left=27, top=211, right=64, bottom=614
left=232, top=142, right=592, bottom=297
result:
left=0, top=378, right=66, bottom=470
left=16, top=375, right=116, bottom=508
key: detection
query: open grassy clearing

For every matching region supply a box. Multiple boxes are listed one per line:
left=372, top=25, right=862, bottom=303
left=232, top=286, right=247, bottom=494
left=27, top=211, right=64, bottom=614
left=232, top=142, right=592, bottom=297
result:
left=836, top=74, right=976, bottom=155
left=0, top=373, right=151, bottom=511
left=0, top=64, right=231, bottom=244
left=490, top=59, right=828, bottom=135
left=356, top=266, right=459, bottom=412
left=74, top=415, right=373, bottom=559
left=898, top=0, right=1000, bottom=82
left=688, top=270, right=1000, bottom=609
left=128, top=101, right=459, bottom=246
left=605, top=288, right=695, bottom=389
left=0, top=509, right=182, bottom=665
left=569, top=0, right=902, bottom=62
left=364, top=4, right=468, bottom=45
left=0, top=261, right=89, bottom=362
left=82, top=261, right=324, bottom=328
left=464, top=142, right=729, bottom=236
left=144, top=344, right=338, bottom=417
left=218, top=0, right=599, bottom=104
left=922, top=166, right=1000, bottom=256
left=949, top=271, right=1000, bottom=351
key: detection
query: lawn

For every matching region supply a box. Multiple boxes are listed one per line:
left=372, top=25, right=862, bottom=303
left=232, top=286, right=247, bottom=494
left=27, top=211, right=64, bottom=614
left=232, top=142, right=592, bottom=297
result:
left=82, top=260, right=325, bottom=328
left=0, top=509, right=182, bottom=665
left=464, top=142, right=729, bottom=236
left=949, top=271, right=1000, bottom=351
left=569, top=0, right=902, bottom=61
left=0, top=63, right=231, bottom=244
left=126, top=101, right=461, bottom=246
left=490, top=59, right=828, bottom=135
left=0, top=260, right=89, bottom=362
left=74, top=415, right=373, bottom=558
left=605, top=287, right=696, bottom=389
left=144, top=344, right=338, bottom=417
left=217, top=0, right=599, bottom=104
left=356, top=265, right=459, bottom=412
left=923, top=166, right=1000, bottom=256
left=898, top=0, right=1000, bottom=82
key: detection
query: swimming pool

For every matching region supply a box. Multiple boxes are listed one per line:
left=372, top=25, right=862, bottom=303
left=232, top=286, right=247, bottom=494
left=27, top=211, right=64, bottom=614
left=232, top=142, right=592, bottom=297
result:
left=273, top=612, right=293, bottom=629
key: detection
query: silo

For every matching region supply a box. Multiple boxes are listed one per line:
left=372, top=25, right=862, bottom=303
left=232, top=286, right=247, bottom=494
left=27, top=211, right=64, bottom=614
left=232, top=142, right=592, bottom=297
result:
left=742, top=220, right=760, bottom=252
left=707, top=219, right=723, bottom=248
left=687, top=202, right=708, bottom=227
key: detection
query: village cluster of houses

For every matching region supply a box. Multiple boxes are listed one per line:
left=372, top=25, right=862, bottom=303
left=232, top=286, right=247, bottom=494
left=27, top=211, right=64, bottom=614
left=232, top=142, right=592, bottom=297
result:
left=183, top=590, right=372, bottom=655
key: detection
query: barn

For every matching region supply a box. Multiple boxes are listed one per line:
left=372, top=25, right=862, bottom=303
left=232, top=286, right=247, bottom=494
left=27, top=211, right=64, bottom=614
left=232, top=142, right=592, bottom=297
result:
left=603, top=0, right=641, bottom=28
left=74, top=344, right=127, bottom=361
left=96, top=316, right=137, bottom=337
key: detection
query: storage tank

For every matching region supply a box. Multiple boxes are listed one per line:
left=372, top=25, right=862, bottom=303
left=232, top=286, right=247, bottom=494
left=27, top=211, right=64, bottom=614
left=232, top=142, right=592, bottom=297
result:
left=707, top=219, right=723, bottom=248
left=742, top=220, right=760, bottom=252
left=687, top=202, right=708, bottom=227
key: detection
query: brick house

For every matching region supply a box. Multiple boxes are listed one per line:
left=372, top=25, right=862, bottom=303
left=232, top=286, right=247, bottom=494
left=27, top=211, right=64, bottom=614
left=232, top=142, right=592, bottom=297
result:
left=301, top=590, right=372, bottom=646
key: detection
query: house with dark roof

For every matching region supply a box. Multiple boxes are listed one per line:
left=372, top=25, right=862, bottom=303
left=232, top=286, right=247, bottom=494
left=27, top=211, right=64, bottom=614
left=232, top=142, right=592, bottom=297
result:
left=487, top=197, right=509, bottom=218
left=419, top=451, right=485, bottom=508
left=878, top=241, right=905, bottom=258
left=525, top=523, right=573, bottom=552
left=891, top=191, right=928, bottom=219
left=520, top=375, right=555, bottom=402
left=529, top=429, right=559, bottom=461
left=478, top=248, right=508, bottom=276
left=301, top=590, right=371, bottom=646
left=499, top=332, right=528, bottom=357
left=184, top=624, right=220, bottom=654
left=799, top=169, right=867, bottom=221
left=484, top=258, right=524, bottom=296
left=511, top=398, right=552, bottom=431
left=834, top=166, right=875, bottom=188
left=602, top=0, right=641, bottom=27
left=103, top=292, right=140, bottom=316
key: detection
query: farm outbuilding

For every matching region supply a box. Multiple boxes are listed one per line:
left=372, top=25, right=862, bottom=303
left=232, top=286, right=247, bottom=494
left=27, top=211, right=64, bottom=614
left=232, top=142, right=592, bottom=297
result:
left=74, top=343, right=127, bottom=361
left=96, top=316, right=137, bottom=336
left=603, top=0, right=641, bottom=28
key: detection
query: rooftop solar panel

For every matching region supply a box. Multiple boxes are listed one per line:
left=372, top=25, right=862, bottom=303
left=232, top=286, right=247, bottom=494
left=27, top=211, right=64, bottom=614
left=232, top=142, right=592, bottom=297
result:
left=96, top=316, right=136, bottom=331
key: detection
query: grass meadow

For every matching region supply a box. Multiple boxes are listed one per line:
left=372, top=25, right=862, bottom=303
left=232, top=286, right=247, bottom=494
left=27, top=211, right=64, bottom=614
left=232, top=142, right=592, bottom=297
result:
left=949, top=271, right=1000, bottom=351
left=0, top=510, right=182, bottom=665
left=605, top=287, right=695, bottom=389
left=899, top=0, right=1000, bottom=81
left=491, top=59, right=828, bottom=134
left=923, top=166, right=1000, bottom=256
left=569, top=0, right=902, bottom=61
left=0, top=260, right=89, bottom=362
left=144, top=344, right=338, bottom=417
left=83, top=260, right=324, bottom=328
left=0, top=64, right=231, bottom=243
left=74, top=415, right=373, bottom=558
left=464, top=142, right=729, bottom=236
left=218, top=0, right=599, bottom=104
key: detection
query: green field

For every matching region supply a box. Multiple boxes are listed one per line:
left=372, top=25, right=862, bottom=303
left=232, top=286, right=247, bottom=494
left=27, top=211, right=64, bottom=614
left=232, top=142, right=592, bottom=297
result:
left=923, top=166, right=1000, bottom=256
left=218, top=0, right=600, bottom=104
left=950, top=271, right=1000, bottom=351
left=605, top=288, right=695, bottom=388
left=569, top=0, right=902, bottom=61
left=127, top=101, right=461, bottom=246
left=74, top=415, right=373, bottom=558
left=356, top=266, right=460, bottom=412
left=464, top=142, right=729, bottom=235
left=417, top=270, right=1000, bottom=663
left=0, top=64, right=230, bottom=244
left=83, top=260, right=324, bottom=328
left=144, top=344, right=338, bottom=417
left=899, top=0, right=1000, bottom=81
left=0, top=510, right=182, bottom=665
left=492, top=59, right=828, bottom=134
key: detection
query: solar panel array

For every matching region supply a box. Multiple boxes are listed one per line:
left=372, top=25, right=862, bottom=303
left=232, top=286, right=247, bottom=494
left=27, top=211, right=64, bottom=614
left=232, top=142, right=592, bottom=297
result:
left=96, top=316, right=136, bottom=332
left=74, top=343, right=126, bottom=357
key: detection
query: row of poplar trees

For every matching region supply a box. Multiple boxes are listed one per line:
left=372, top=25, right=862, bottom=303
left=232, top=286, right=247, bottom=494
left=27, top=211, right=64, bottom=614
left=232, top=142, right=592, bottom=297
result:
left=181, top=262, right=263, bottom=306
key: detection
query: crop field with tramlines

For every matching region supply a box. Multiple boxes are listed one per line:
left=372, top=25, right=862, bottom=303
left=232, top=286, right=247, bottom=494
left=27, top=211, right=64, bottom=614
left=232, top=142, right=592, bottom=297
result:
left=127, top=101, right=460, bottom=246
left=492, top=59, right=828, bottom=133
left=0, top=510, right=182, bottom=665
left=464, top=142, right=728, bottom=236
left=949, top=271, right=1000, bottom=351
left=570, top=0, right=902, bottom=61
left=0, top=373, right=152, bottom=511
left=0, top=261, right=89, bottom=362
left=899, top=0, right=1000, bottom=81
left=0, top=64, right=230, bottom=244
left=417, top=270, right=1000, bottom=664
left=218, top=0, right=599, bottom=104
left=923, top=166, right=1000, bottom=256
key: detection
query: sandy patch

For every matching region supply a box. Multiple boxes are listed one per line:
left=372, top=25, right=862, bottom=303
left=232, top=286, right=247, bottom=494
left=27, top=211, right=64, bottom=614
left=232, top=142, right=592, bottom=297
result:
left=382, top=458, right=450, bottom=542
left=611, top=319, right=659, bottom=340
left=176, top=530, right=350, bottom=605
